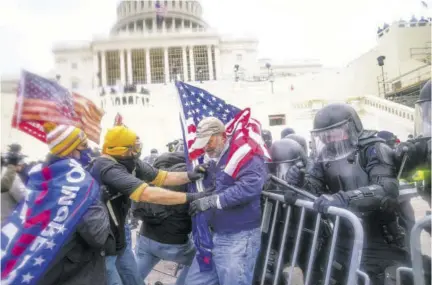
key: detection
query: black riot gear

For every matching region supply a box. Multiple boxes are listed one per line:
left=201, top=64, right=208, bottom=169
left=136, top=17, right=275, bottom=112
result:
left=287, top=104, right=409, bottom=285
left=261, top=129, right=273, bottom=148
left=280, top=127, right=295, bottom=139
left=285, top=134, right=308, bottom=154
left=270, top=139, right=307, bottom=182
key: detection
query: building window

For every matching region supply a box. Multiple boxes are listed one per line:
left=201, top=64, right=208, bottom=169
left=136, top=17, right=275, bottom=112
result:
left=193, top=45, right=209, bottom=81
left=186, top=47, right=191, bottom=81
left=168, top=47, right=184, bottom=82
left=211, top=46, right=216, bottom=80
left=236, top=54, right=242, bottom=61
left=150, top=48, right=165, bottom=84
left=97, top=52, right=102, bottom=87
left=131, top=49, right=147, bottom=84
left=71, top=81, right=79, bottom=90
left=269, top=114, right=286, bottom=126
left=105, top=50, right=120, bottom=86
left=71, top=62, right=78, bottom=69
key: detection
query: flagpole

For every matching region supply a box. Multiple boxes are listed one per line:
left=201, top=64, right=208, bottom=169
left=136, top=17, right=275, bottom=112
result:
left=174, top=78, right=204, bottom=193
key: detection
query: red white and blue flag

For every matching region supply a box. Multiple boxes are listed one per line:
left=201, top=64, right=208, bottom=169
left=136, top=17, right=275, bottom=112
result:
left=155, top=2, right=167, bottom=23
left=0, top=158, right=100, bottom=284
left=175, top=81, right=270, bottom=271
left=12, top=70, right=103, bottom=144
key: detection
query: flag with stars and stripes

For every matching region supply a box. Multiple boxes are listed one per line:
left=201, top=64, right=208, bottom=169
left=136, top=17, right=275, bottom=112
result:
left=175, top=81, right=270, bottom=271
left=155, top=2, right=167, bottom=23
left=176, top=81, right=271, bottom=177
left=0, top=158, right=100, bottom=284
left=12, top=70, right=104, bottom=144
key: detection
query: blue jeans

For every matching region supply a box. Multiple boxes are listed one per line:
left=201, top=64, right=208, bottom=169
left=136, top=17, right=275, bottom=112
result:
left=185, top=227, right=261, bottom=285
left=135, top=235, right=196, bottom=285
left=106, top=224, right=142, bottom=285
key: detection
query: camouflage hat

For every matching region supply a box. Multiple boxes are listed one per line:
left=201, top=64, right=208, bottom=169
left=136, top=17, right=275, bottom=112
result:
left=191, top=117, right=225, bottom=149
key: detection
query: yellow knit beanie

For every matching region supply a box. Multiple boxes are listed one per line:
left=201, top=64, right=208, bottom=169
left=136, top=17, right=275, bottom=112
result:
left=43, top=122, right=87, bottom=157
left=102, top=126, right=137, bottom=156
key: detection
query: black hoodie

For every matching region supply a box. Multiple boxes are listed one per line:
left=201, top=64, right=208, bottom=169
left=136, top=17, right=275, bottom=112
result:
left=133, top=152, right=192, bottom=244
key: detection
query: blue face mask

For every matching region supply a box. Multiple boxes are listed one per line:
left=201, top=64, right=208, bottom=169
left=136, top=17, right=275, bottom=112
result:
left=78, top=148, right=93, bottom=168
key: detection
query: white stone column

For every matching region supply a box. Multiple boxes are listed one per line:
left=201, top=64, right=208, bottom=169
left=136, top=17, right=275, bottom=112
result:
left=207, top=46, right=214, bottom=80
left=101, top=51, right=107, bottom=86
left=153, top=17, right=157, bottom=32
left=214, top=46, right=221, bottom=80
left=162, top=19, right=166, bottom=33
left=127, top=49, right=133, bottom=84
left=146, top=49, right=151, bottom=84
left=182, top=47, right=188, bottom=81
left=181, top=19, right=185, bottom=30
left=164, top=47, right=170, bottom=83
left=119, top=49, right=126, bottom=85
left=93, top=52, right=99, bottom=88
left=189, top=47, right=195, bottom=81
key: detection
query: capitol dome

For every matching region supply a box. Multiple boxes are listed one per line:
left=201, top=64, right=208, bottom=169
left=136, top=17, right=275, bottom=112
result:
left=112, top=0, right=208, bottom=34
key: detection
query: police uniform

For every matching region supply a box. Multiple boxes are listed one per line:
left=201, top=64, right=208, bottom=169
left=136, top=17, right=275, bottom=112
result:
left=286, top=103, right=408, bottom=285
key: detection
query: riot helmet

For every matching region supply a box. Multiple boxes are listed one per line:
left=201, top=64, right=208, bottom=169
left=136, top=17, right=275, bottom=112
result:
left=311, top=103, right=363, bottom=162
left=414, top=80, right=431, bottom=138
left=285, top=134, right=308, bottom=154
left=280, top=127, right=295, bottom=139
left=270, top=139, right=307, bottom=181
left=261, top=129, right=273, bottom=148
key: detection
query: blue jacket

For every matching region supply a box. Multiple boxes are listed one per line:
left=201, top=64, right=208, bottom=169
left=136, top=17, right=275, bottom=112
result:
left=206, top=151, right=266, bottom=234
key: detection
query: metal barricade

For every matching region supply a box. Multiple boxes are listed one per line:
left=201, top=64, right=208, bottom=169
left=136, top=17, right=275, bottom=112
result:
left=259, top=191, right=369, bottom=285
left=396, top=215, right=432, bottom=285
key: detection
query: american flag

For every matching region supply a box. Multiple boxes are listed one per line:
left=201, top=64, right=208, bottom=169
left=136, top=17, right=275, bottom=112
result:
left=176, top=81, right=270, bottom=178
left=12, top=70, right=104, bottom=144
left=155, top=2, right=167, bottom=22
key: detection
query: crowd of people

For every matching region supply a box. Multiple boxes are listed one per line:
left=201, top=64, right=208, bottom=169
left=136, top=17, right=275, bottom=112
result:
left=1, top=81, right=430, bottom=285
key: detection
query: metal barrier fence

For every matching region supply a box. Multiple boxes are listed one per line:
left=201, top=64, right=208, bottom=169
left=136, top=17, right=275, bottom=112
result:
left=259, top=191, right=369, bottom=285
left=396, top=215, right=432, bottom=285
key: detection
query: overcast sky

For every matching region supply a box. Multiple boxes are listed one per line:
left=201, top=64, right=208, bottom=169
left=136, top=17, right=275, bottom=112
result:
left=0, top=0, right=428, bottom=76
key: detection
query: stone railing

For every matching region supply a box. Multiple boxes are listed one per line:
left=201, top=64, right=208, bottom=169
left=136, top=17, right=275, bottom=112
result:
left=362, top=94, right=414, bottom=121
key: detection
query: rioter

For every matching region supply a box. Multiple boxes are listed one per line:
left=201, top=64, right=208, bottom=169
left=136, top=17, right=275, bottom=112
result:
left=134, top=151, right=196, bottom=285
left=1, top=123, right=113, bottom=285
left=184, top=117, right=267, bottom=285
left=89, top=126, right=208, bottom=285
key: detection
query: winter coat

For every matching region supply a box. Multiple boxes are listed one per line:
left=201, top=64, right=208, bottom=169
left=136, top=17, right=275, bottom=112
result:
left=1, top=165, right=26, bottom=223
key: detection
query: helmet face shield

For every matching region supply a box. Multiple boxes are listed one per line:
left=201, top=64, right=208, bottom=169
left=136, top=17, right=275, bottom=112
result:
left=311, top=120, right=358, bottom=162
left=414, top=101, right=431, bottom=138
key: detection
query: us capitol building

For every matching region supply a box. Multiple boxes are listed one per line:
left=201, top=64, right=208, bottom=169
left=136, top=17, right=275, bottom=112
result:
left=52, top=0, right=322, bottom=92
left=1, top=0, right=430, bottom=159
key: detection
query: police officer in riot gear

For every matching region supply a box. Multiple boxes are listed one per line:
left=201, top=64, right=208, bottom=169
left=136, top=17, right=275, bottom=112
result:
left=396, top=80, right=431, bottom=206
left=285, top=134, right=308, bottom=155
left=255, top=138, right=307, bottom=284
left=284, top=103, right=408, bottom=285
left=262, top=129, right=273, bottom=148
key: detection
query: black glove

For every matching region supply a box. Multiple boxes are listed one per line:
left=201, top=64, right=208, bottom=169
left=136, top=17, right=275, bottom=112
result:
left=100, top=186, right=112, bottom=203
left=186, top=191, right=212, bottom=202
left=284, top=191, right=298, bottom=205
left=313, top=191, right=349, bottom=213
left=285, top=162, right=305, bottom=187
left=187, top=163, right=209, bottom=182
left=189, top=195, right=219, bottom=215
